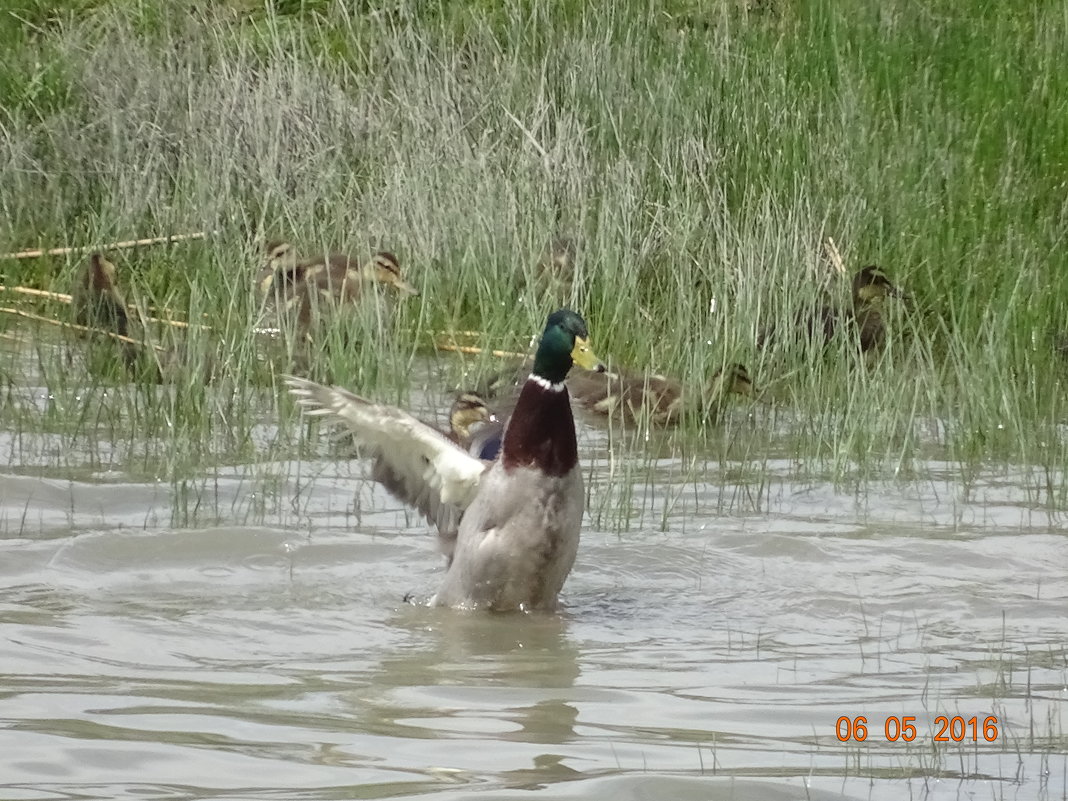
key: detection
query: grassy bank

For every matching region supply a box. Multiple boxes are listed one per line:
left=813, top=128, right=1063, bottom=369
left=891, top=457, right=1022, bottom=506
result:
left=2, top=0, right=1067, bottom=495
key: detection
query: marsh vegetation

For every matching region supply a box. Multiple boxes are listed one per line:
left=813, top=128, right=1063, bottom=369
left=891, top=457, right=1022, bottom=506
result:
left=3, top=0, right=1068, bottom=502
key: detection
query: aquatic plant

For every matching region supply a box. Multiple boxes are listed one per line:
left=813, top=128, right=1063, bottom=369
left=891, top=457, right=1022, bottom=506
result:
left=1, top=0, right=1067, bottom=510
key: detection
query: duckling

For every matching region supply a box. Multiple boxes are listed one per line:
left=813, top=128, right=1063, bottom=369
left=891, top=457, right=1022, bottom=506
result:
left=446, top=391, right=499, bottom=455
left=258, top=247, right=419, bottom=336
left=758, top=266, right=905, bottom=355
left=567, top=362, right=754, bottom=426
left=71, top=252, right=136, bottom=368
left=850, top=265, right=905, bottom=353
left=286, top=308, right=604, bottom=611
left=73, top=252, right=129, bottom=336
left=256, top=240, right=299, bottom=298
left=452, top=390, right=504, bottom=461
left=518, top=236, right=578, bottom=303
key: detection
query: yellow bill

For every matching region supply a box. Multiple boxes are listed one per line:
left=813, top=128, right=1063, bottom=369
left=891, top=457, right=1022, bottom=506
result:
left=571, top=336, right=606, bottom=372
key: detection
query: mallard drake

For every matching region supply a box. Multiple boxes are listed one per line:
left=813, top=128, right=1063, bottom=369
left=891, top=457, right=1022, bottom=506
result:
left=71, top=252, right=137, bottom=368
left=258, top=246, right=419, bottom=336
left=286, top=308, right=604, bottom=611
left=567, top=362, right=754, bottom=425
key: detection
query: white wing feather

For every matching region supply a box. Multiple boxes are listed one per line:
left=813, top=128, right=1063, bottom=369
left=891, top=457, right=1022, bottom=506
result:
left=285, top=376, right=486, bottom=514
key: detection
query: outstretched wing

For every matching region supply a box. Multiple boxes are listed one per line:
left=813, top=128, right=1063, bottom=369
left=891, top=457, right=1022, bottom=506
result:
left=285, top=376, right=487, bottom=533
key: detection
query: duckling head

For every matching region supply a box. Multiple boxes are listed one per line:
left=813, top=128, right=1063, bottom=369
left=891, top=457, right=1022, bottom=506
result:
left=365, top=251, right=419, bottom=296
left=548, top=237, right=577, bottom=273
left=449, top=392, right=497, bottom=441
left=709, top=362, right=754, bottom=398
left=258, top=240, right=300, bottom=295
left=533, top=308, right=605, bottom=384
left=852, top=265, right=904, bottom=307
left=86, top=252, right=120, bottom=293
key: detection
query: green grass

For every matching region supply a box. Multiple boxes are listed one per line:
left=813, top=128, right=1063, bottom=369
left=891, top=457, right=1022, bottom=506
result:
left=2, top=0, right=1068, bottom=504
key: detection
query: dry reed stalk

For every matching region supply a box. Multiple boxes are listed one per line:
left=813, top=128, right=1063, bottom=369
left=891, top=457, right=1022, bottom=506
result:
left=0, top=285, right=73, bottom=303
left=0, top=285, right=210, bottom=330
left=435, top=342, right=528, bottom=359
left=426, top=330, right=484, bottom=338
left=0, top=231, right=214, bottom=260
left=143, top=316, right=213, bottom=330
left=824, top=236, right=847, bottom=276
left=0, top=306, right=167, bottom=352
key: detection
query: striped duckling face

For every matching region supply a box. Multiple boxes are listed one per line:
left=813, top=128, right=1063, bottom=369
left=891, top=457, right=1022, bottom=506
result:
left=852, top=265, right=905, bottom=307
left=710, top=363, right=754, bottom=398
left=257, top=240, right=301, bottom=297
left=362, top=251, right=419, bottom=296
left=449, top=392, right=497, bottom=443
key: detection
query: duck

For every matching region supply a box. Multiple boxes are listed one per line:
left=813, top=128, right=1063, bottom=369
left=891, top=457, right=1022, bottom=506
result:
left=446, top=391, right=500, bottom=457
left=567, top=362, right=754, bottom=426
left=255, top=240, right=299, bottom=301
left=757, top=265, right=905, bottom=355
left=517, top=236, right=578, bottom=303
left=71, top=252, right=137, bottom=369
left=286, top=308, right=604, bottom=611
left=73, top=252, right=129, bottom=336
left=850, top=265, right=905, bottom=353
left=258, top=245, right=419, bottom=337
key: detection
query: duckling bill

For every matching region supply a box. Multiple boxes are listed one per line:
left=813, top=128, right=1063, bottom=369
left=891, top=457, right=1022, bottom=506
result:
left=286, top=308, right=603, bottom=612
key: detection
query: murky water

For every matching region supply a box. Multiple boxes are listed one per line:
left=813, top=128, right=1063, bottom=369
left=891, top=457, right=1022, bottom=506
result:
left=1, top=377, right=1066, bottom=800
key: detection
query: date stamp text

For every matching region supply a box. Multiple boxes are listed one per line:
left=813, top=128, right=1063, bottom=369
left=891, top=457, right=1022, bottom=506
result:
left=835, top=715, right=999, bottom=743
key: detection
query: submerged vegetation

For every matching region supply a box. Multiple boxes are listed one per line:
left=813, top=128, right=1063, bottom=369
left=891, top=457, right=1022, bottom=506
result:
left=2, top=0, right=1068, bottom=511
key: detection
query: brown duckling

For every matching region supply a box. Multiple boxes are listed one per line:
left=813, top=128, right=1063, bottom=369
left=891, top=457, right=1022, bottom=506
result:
left=256, top=240, right=300, bottom=300
left=446, top=392, right=499, bottom=455
left=850, top=265, right=905, bottom=353
left=71, top=252, right=137, bottom=368
left=73, top=252, right=129, bottom=337
left=517, top=236, right=577, bottom=303
left=567, top=362, right=754, bottom=426
left=758, top=265, right=905, bottom=355
left=258, top=247, right=419, bottom=337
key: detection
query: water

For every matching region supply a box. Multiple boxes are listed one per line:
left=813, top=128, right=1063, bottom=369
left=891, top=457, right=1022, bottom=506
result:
left=1, top=390, right=1066, bottom=800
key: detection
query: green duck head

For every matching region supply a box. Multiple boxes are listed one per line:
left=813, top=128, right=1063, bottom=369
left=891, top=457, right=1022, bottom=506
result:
left=532, top=309, right=605, bottom=384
